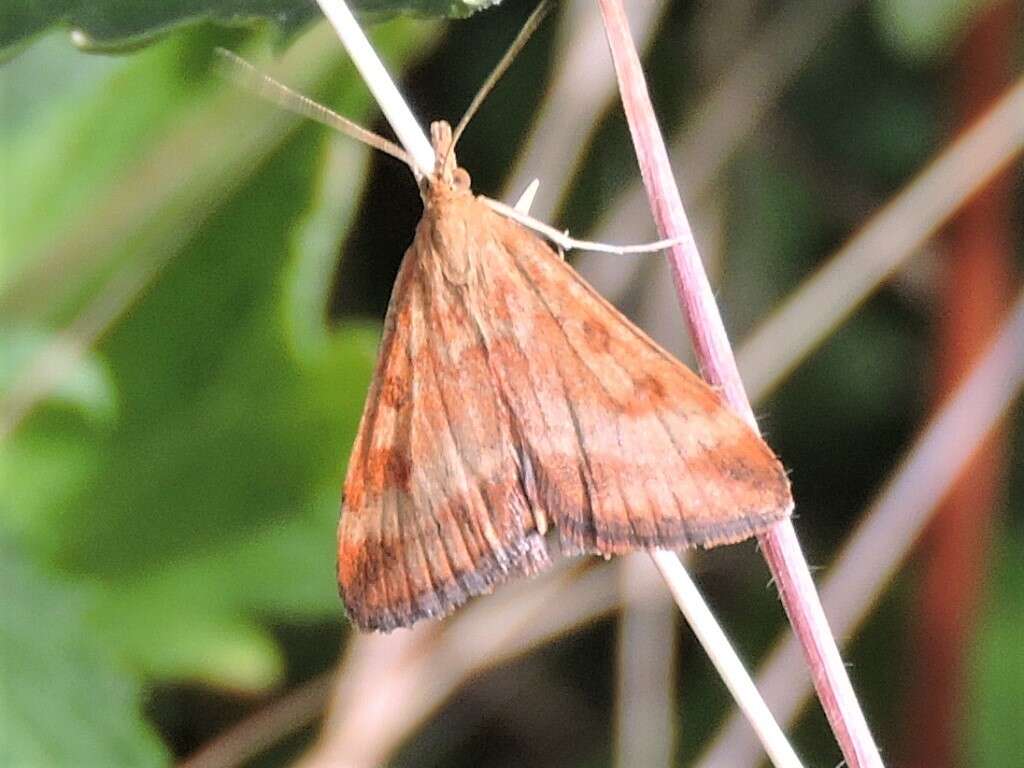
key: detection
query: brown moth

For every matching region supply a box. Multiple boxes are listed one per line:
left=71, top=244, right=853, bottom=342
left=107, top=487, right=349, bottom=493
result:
left=336, top=123, right=792, bottom=632
left=217, top=5, right=792, bottom=634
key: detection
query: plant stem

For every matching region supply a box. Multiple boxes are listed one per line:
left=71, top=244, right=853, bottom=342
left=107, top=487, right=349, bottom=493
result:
left=314, top=0, right=435, bottom=176
left=700, top=283, right=1024, bottom=766
left=594, top=0, right=883, bottom=766
left=651, top=551, right=802, bottom=768
left=906, top=3, right=1016, bottom=763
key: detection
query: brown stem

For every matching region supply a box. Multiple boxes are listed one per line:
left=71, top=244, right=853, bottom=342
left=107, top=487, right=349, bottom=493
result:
left=594, top=0, right=882, bottom=765
left=904, top=2, right=1018, bottom=766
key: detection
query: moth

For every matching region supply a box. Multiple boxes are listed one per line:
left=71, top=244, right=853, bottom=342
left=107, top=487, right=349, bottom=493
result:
left=218, top=4, right=792, bottom=634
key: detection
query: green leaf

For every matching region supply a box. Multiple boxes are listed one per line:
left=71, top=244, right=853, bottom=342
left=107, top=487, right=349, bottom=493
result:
left=1, top=0, right=501, bottom=58
left=0, top=548, right=168, bottom=768
left=871, top=0, right=989, bottom=62
left=0, top=327, right=118, bottom=420
left=0, top=31, right=191, bottom=289
left=969, top=536, right=1024, bottom=766
left=3, top=16, right=434, bottom=690
left=1, top=24, right=356, bottom=321
left=54, top=124, right=376, bottom=686
left=88, top=486, right=356, bottom=688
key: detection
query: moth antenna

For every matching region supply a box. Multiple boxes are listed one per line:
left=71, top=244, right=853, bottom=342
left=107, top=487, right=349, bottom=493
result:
left=446, top=0, right=553, bottom=165
left=481, top=196, right=683, bottom=256
left=214, top=47, right=413, bottom=169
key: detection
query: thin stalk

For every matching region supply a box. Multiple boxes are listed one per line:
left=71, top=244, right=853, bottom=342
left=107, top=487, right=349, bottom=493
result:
left=314, top=0, right=434, bottom=176
left=310, top=1, right=800, bottom=764
left=701, top=283, right=1024, bottom=766
left=179, top=674, right=334, bottom=768
left=614, top=554, right=677, bottom=768
left=650, top=551, right=802, bottom=768
left=580, top=0, right=860, bottom=324
left=738, top=75, right=1024, bottom=400
left=594, top=1, right=883, bottom=766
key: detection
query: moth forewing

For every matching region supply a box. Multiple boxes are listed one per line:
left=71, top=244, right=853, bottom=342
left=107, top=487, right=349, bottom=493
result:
left=336, top=123, right=791, bottom=632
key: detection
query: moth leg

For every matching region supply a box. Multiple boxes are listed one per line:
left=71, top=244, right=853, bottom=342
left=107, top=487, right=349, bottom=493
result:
left=557, top=231, right=570, bottom=261
left=482, top=195, right=679, bottom=256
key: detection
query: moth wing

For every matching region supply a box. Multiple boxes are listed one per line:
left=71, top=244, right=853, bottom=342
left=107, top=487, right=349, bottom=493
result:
left=475, top=202, right=793, bottom=555
left=338, top=244, right=549, bottom=633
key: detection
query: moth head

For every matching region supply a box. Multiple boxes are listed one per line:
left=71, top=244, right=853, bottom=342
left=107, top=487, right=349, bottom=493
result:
left=426, top=120, right=472, bottom=195
left=421, top=2, right=550, bottom=199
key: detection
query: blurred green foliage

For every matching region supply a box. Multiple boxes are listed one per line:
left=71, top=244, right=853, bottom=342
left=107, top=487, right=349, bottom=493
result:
left=1, top=0, right=1021, bottom=766
left=871, top=0, right=990, bottom=61
left=0, top=549, right=167, bottom=766
left=970, top=538, right=1024, bottom=766
left=2, top=11, right=435, bottom=763
left=1, top=0, right=499, bottom=56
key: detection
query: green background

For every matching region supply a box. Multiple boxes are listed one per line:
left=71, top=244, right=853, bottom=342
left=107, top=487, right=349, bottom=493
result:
left=1, top=0, right=1021, bottom=766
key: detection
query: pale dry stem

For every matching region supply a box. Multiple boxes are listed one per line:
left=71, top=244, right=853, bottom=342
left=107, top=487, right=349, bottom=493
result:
left=737, top=75, right=1024, bottom=400
left=613, top=554, right=677, bottom=768
left=179, top=675, right=334, bottom=768
left=299, top=560, right=598, bottom=768
left=314, top=0, right=434, bottom=176
left=650, top=550, right=802, bottom=768
left=578, top=0, right=860, bottom=308
left=595, top=0, right=880, bottom=765
left=700, top=285, right=1024, bottom=766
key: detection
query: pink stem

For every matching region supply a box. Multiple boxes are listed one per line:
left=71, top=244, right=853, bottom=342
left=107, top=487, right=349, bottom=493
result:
left=595, top=1, right=883, bottom=765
